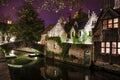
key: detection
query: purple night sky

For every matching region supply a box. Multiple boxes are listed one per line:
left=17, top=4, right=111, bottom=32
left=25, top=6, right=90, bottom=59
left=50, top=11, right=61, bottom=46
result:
left=0, top=0, right=114, bottom=26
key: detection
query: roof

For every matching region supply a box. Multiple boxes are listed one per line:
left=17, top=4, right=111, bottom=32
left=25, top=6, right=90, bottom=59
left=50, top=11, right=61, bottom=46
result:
left=42, top=24, right=55, bottom=34
left=93, top=7, right=120, bottom=34
left=64, top=16, right=88, bottom=33
left=101, top=8, right=120, bottom=19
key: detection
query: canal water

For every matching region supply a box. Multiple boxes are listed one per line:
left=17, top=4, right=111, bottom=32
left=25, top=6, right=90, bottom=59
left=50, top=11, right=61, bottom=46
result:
left=7, top=50, right=120, bottom=80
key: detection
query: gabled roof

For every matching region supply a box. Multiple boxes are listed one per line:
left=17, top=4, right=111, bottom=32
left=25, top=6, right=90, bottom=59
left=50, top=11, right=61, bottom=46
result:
left=100, top=8, right=120, bottom=19
left=64, top=16, right=88, bottom=33
left=93, top=7, right=120, bottom=35
left=42, top=24, right=55, bottom=34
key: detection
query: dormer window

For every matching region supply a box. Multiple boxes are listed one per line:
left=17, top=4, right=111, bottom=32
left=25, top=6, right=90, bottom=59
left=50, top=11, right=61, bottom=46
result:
left=103, top=18, right=119, bottom=30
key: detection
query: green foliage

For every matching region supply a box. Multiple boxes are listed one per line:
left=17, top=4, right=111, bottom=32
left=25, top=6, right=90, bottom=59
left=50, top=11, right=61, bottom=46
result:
left=0, top=22, right=9, bottom=35
left=1, top=48, right=6, bottom=54
left=10, top=2, right=45, bottom=41
left=81, top=30, right=87, bottom=44
left=61, top=43, right=71, bottom=60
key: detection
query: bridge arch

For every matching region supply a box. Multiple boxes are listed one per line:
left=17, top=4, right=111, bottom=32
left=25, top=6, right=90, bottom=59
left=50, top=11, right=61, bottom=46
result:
left=0, top=41, right=44, bottom=53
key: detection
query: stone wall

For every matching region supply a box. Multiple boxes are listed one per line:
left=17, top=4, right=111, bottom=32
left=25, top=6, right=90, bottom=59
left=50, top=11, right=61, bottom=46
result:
left=68, top=44, right=92, bottom=65
left=46, top=40, right=62, bottom=54
left=46, top=39, right=93, bottom=65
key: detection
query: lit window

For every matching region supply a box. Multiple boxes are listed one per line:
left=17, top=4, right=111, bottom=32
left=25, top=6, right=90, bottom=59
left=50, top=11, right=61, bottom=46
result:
left=101, top=42, right=105, bottom=47
left=114, top=23, right=118, bottom=28
left=118, top=49, right=120, bottom=54
left=103, top=20, right=107, bottom=30
left=106, top=42, right=110, bottom=47
left=101, top=48, right=105, bottom=53
left=118, top=42, right=120, bottom=48
left=108, top=24, right=112, bottom=28
left=108, top=19, right=112, bottom=23
left=103, top=25, right=107, bottom=29
left=103, top=20, right=107, bottom=24
left=114, top=18, right=118, bottom=23
left=108, top=19, right=113, bottom=28
left=106, top=48, right=110, bottom=53
left=112, top=49, right=116, bottom=54
left=114, top=18, right=118, bottom=28
left=112, top=42, right=116, bottom=48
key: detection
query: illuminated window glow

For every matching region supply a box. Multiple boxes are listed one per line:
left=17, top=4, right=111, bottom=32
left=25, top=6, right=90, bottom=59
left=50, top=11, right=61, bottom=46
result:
left=101, top=48, right=105, bottom=53
left=103, top=18, right=119, bottom=29
left=118, top=49, right=120, bottom=54
left=106, top=42, right=110, bottom=47
left=106, top=48, right=110, bottom=53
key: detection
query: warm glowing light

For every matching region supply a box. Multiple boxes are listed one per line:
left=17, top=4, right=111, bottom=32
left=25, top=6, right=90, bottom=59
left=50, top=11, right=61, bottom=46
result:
left=7, top=20, right=12, bottom=24
left=106, top=42, right=110, bottom=47
left=101, top=48, right=105, bottom=53
left=9, top=50, right=15, bottom=56
left=114, top=18, right=118, bottom=23
left=112, top=48, right=116, bottom=54
left=118, top=49, right=120, bottom=54
left=101, top=42, right=105, bottom=47
left=112, top=42, right=116, bottom=48
left=106, top=48, right=110, bottom=53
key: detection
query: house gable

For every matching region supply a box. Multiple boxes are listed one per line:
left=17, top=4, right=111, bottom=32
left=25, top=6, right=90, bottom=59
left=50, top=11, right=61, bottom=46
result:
left=100, top=8, right=120, bottom=19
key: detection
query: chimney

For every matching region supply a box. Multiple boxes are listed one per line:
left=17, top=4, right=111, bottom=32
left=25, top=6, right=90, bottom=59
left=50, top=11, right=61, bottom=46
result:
left=88, top=10, right=91, bottom=18
left=114, top=0, right=120, bottom=9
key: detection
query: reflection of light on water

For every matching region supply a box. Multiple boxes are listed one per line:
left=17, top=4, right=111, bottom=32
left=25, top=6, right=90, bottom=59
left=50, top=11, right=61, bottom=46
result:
left=54, top=70, right=57, bottom=76
left=85, top=75, right=89, bottom=80
left=9, top=50, right=16, bottom=56
left=34, top=57, right=37, bottom=60
left=10, top=36, right=16, bottom=42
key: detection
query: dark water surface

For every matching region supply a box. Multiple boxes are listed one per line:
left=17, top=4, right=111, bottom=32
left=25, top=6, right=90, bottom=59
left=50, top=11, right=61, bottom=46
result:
left=8, top=58, right=120, bottom=80
left=7, top=51, right=120, bottom=80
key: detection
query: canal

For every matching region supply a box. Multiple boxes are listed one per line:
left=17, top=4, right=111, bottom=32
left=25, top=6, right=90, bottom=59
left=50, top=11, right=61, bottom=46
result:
left=6, top=50, right=120, bottom=80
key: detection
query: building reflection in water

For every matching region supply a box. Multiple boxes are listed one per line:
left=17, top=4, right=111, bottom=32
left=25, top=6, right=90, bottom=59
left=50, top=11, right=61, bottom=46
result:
left=8, top=56, right=120, bottom=80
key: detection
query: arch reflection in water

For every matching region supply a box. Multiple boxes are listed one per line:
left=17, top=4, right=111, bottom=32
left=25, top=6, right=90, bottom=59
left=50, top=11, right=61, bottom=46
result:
left=7, top=50, right=40, bottom=68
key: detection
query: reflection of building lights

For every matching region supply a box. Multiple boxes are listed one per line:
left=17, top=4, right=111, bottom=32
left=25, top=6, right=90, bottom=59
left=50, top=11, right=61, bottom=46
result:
left=10, top=36, right=16, bottom=42
left=9, top=50, right=16, bottom=56
left=85, top=75, right=89, bottom=80
left=7, top=20, right=12, bottom=24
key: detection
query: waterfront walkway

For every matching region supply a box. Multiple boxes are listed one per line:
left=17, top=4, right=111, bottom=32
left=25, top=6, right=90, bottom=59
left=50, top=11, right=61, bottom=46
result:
left=95, top=61, right=120, bottom=74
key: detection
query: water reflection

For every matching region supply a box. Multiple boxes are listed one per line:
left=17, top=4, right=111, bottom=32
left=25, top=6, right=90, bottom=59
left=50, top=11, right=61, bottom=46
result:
left=8, top=52, right=120, bottom=80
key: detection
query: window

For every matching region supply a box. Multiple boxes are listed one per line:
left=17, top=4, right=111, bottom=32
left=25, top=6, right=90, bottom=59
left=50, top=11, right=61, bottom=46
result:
left=108, top=19, right=112, bottom=28
left=106, top=48, right=110, bottom=53
left=112, top=42, right=117, bottom=54
left=103, top=20, right=107, bottom=30
left=101, top=42, right=110, bottom=54
left=114, top=18, right=118, bottom=28
left=106, top=42, right=110, bottom=54
left=101, top=48, right=105, bottom=53
left=103, top=18, right=119, bottom=30
left=106, top=42, right=110, bottom=47
left=101, top=42, right=120, bottom=55
left=118, top=42, right=120, bottom=54
left=101, top=42, right=105, bottom=53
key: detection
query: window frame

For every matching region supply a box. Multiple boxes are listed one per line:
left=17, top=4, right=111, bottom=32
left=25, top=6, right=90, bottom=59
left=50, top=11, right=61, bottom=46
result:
left=102, top=18, right=119, bottom=30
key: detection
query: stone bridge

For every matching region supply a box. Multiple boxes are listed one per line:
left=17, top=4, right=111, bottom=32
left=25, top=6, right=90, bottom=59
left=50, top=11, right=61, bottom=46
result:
left=0, top=41, right=44, bottom=80
left=0, top=41, right=44, bottom=52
